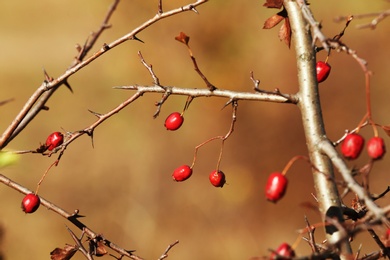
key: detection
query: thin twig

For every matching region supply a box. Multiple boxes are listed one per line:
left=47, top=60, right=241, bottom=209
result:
left=334, top=9, right=390, bottom=30
left=157, top=240, right=179, bottom=260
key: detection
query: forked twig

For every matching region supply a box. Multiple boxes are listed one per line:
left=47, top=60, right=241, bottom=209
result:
left=0, top=0, right=208, bottom=150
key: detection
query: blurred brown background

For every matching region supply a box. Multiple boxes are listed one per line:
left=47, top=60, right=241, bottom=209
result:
left=1, top=0, right=389, bottom=259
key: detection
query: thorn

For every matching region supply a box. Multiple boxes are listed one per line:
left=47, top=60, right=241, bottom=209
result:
left=88, top=109, right=102, bottom=118
left=190, top=5, right=199, bottom=14
left=132, top=35, right=145, bottom=43
left=89, top=131, right=95, bottom=149
left=42, top=68, right=54, bottom=82
left=63, top=80, right=73, bottom=93
left=0, top=98, right=14, bottom=106
left=126, top=249, right=136, bottom=255
left=221, top=99, right=233, bottom=110
left=71, top=209, right=85, bottom=218
left=41, top=105, right=50, bottom=111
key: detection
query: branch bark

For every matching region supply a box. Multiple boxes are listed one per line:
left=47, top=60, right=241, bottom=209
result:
left=283, top=0, right=352, bottom=255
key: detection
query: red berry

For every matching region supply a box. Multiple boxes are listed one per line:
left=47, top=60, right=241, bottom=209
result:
left=270, top=243, right=295, bottom=259
left=21, top=193, right=41, bottom=213
left=341, top=133, right=365, bottom=160
left=367, top=137, right=386, bottom=160
left=45, top=132, right=64, bottom=151
left=164, top=112, right=184, bottom=131
left=265, top=172, right=288, bottom=203
left=316, top=61, right=331, bottom=83
left=386, top=228, right=390, bottom=239
left=209, top=170, right=226, bottom=188
left=172, top=165, right=193, bottom=182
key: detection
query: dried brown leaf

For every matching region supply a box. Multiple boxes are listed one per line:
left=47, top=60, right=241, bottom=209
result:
left=89, top=238, right=108, bottom=257
left=263, top=14, right=284, bottom=29
left=263, top=0, right=283, bottom=9
left=50, top=244, right=77, bottom=260
left=278, top=17, right=291, bottom=48
left=95, top=241, right=108, bottom=257
left=263, top=8, right=288, bottom=29
left=175, top=32, right=190, bottom=45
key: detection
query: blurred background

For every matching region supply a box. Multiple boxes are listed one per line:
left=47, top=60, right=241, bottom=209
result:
left=0, top=0, right=389, bottom=259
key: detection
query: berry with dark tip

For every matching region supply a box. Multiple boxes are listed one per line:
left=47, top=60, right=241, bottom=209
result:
left=21, top=193, right=40, bottom=214
left=209, top=170, right=226, bottom=188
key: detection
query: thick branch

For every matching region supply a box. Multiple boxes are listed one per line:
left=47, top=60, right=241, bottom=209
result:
left=284, top=0, right=352, bottom=254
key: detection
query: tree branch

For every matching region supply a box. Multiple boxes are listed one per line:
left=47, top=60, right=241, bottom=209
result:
left=284, top=0, right=352, bottom=255
left=0, top=0, right=208, bottom=150
left=0, top=173, right=141, bottom=259
left=115, top=85, right=297, bottom=104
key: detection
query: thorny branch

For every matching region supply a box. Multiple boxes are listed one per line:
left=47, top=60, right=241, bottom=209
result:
left=0, top=0, right=208, bottom=149
left=0, top=0, right=120, bottom=149
left=0, top=1, right=209, bottom=259
left=0, top=173, right=141, bottom=259
left=2, top=0, right=390, bottom=259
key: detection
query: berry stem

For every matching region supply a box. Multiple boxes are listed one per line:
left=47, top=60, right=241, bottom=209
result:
left=182, top=96, right=194, bottom=115
left=281, top=155, right=310, bottom=176
left=190, top=101, right=238, bottom=169
left=365, top=72, right=372, bottom=120
left=324, top=55, right=330, bottom=64
left=356, top=112, right=368, bottom=133
left=35, top=160, right=59, bottom=194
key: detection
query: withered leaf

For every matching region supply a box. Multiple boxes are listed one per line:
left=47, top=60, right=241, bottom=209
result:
left=263, top=8, right=287, bottom=29
left=95, top=241, right=108, bottom=257
left=263, top=14, right=284, bottom=29
left=278, top=17, right=291, bottom=48
left=263, top=0, right=283, bottom=9
left=175, top=32, right=190, bottom=45
left=50, top=244, right=77, bottom=260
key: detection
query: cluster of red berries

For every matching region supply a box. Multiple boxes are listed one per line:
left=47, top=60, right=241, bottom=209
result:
left=166, top=111, right=226, bottom=187
left=341, top=133, right=386, bottom=160
left=172, top=165, right=226, bottom=188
